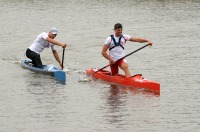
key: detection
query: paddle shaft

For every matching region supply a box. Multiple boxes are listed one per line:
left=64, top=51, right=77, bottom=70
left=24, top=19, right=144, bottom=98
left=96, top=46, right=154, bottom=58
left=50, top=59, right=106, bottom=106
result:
left=118, top=44, right=149, bottom=61
left=61, top=48, right=65, bottom=70
left=89, top=44, right=149, bottom=76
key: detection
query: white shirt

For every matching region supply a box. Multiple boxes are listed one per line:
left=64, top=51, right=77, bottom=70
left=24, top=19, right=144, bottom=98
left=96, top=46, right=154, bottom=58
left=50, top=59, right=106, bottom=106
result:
left=29, top=32, right=56, bottom=54
left=104, top=34, right=131, bottom=61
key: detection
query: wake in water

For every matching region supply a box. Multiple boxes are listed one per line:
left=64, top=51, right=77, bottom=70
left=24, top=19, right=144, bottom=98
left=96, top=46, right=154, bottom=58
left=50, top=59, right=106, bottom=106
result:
left=65, top=67, right=86, bottom=74
left=8, top=60, right=20, bottom=64
left=62, top=67, right=91, bottom=82
left=78, top=75, right=92, bottom=82
left=8, top=59, right=92, bottom=82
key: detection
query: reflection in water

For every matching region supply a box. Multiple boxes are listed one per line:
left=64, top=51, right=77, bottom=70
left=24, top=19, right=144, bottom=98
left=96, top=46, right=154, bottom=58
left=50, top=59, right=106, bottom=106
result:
left=25, top=72, right=66, bottom=97
left=24, top=73, right=67, bottom=130
left=27, top=80, right=57, bottom=95
left=103, top=84, right=159, bottom=127
left=104, top=85, right=126, bottom=125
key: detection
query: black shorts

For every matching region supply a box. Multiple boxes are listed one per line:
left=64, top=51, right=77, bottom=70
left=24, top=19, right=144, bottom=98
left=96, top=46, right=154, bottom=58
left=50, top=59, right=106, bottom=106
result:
left=26, top=48, right=42, bottom=68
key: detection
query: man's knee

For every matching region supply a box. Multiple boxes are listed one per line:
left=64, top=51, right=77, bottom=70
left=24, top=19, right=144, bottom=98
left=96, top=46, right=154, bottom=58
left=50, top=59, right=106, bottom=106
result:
left=120, top=62, right=129, bottom=70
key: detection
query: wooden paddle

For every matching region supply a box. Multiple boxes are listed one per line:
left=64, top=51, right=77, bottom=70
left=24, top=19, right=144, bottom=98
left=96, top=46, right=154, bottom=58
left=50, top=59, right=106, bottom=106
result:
left=89, top=44, right=149, bottom=77
left=61, top=48, right=65, bottom=70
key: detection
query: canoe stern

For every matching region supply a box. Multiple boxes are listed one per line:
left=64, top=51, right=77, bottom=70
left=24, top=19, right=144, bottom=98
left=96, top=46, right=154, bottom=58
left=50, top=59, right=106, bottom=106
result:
left=54, top=71, right=66, bottom=82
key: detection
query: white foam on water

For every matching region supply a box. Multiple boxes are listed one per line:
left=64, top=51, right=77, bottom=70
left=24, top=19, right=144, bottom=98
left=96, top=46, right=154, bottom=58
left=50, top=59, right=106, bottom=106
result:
left=74, top=70, right=86, bottom=74
left=8, top=60, right=20, bottom=64
left=78, top=76, right=91, bottom=82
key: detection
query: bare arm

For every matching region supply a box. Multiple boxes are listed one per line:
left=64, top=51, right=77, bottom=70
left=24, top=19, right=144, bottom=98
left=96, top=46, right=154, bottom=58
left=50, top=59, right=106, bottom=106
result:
left=101, top=45, right=115, bottom=64
left=52, top=50, right=63, bottom=69
left=129, top=37, right=153, bottom=46
left=46, top=37, right=67, bottom=48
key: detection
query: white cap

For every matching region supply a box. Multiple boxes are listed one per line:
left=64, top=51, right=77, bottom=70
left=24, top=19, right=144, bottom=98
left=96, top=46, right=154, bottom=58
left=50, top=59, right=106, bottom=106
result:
left=49, top=28, right=58, bottom=34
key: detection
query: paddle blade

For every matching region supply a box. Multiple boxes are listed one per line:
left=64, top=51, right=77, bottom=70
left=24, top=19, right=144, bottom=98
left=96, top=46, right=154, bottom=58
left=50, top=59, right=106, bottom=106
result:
left=54, top=71, right=66, bottom=82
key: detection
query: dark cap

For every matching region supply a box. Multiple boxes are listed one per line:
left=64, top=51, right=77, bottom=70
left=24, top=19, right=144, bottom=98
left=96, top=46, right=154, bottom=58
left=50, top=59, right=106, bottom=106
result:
left=114, top=23, right=123, bottom=30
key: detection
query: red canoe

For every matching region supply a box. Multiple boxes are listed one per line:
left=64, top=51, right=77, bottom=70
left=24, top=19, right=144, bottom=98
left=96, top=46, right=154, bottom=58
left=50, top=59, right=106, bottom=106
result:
left=86, top=68, right=160, bottom=93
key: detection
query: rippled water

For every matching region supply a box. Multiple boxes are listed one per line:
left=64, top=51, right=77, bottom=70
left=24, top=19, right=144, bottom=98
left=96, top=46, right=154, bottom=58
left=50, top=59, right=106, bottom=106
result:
left=0, top=0, right=200, bottom=132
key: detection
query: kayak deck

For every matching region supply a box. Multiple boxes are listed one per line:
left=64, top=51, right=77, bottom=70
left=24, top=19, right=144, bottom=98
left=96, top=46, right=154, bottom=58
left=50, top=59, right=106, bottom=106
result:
left=20, top=60, right=66, bottom=82
left=86, top=68, right=160, bottom=93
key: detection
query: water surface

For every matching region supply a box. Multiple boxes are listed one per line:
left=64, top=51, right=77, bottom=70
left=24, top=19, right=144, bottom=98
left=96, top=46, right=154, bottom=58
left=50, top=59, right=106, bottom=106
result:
left=0, top=0, right=200, bottom=131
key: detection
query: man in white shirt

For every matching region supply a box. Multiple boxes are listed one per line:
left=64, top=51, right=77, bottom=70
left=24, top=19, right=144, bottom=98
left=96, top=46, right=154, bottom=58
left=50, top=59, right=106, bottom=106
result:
left=102, top=23, right=153, bottom=77
left=26, top=28, right=67, bottom=69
